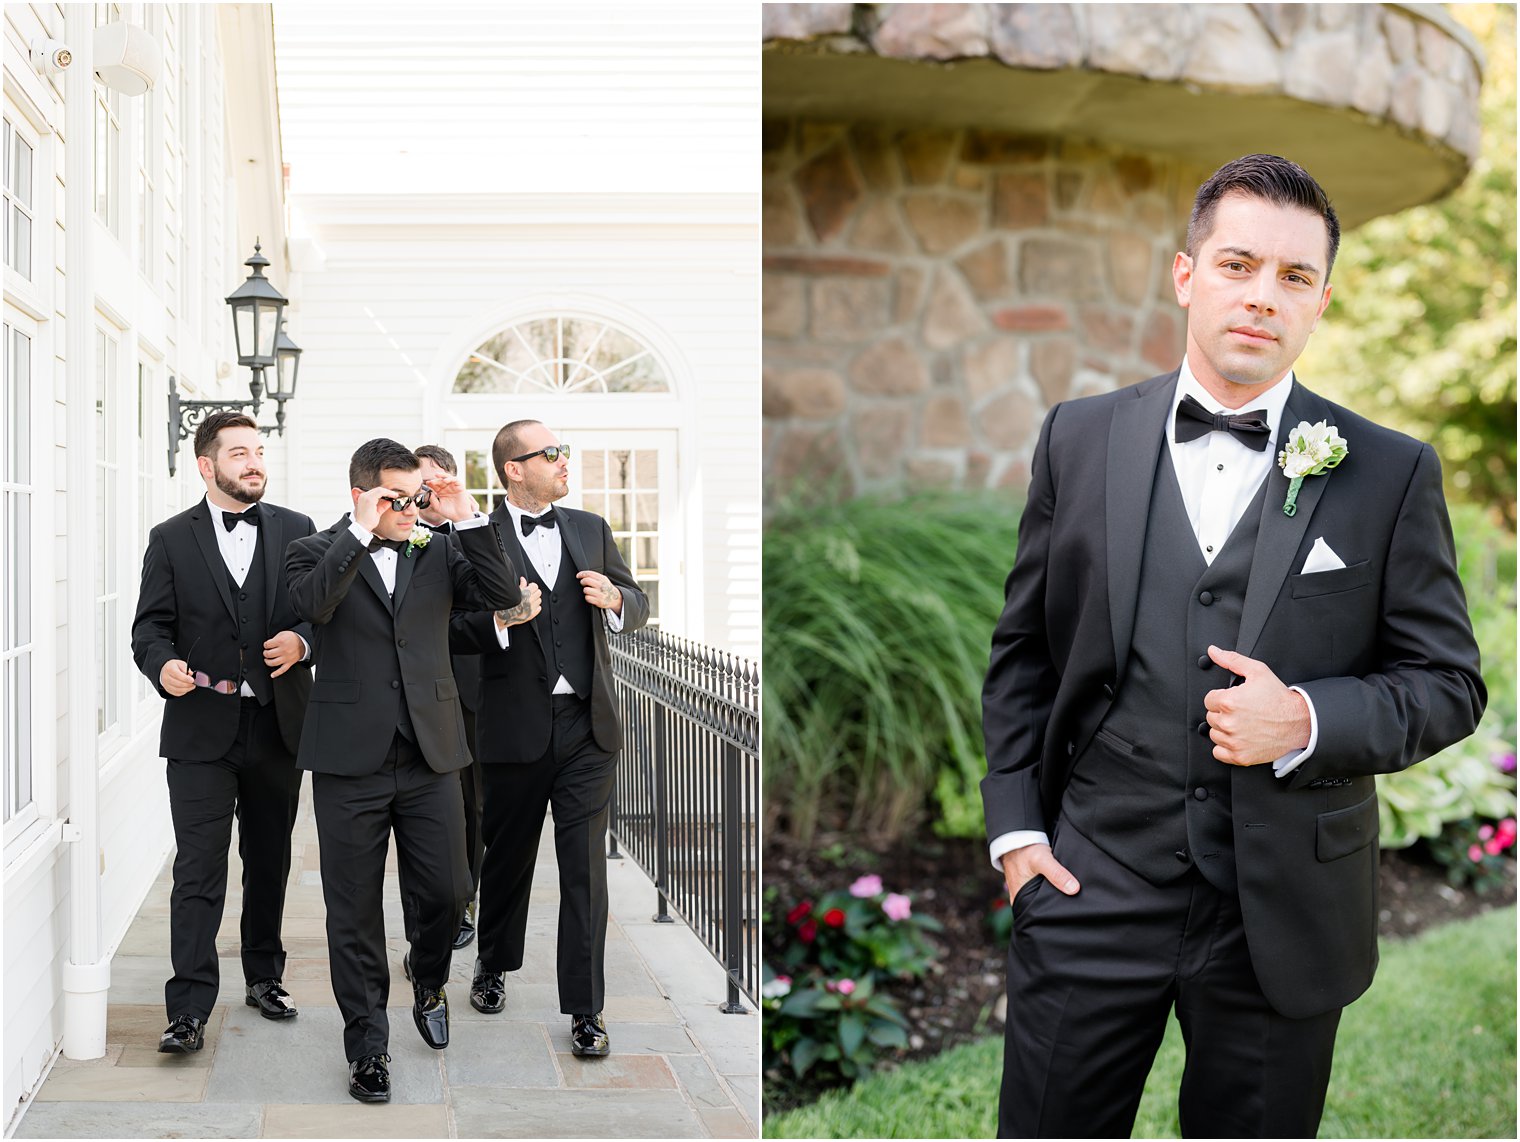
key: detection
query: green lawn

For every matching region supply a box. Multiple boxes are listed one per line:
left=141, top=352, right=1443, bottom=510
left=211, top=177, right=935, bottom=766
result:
left=764, top=906, right=1517, bottom=1139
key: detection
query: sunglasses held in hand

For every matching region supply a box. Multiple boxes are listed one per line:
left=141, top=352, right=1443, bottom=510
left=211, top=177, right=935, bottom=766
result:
left=181, top=638, right=239, bottom=694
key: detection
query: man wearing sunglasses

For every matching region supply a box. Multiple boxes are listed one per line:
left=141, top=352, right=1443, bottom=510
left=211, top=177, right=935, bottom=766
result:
left=130, top=411, right=316, bottom=1055
left=286, top=438, right=520, bottom=1103
left=450, top=419, right=648, bottom=1059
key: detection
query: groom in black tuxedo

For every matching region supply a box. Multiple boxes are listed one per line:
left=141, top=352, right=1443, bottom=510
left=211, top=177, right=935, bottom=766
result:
left=286, top=438, right=519, bottom=1102
left=131, top=410, right=314, bottom=1052
left=450, top=420, right=648, bottom=1058
left=982, top=155, right=1485, bottom=1138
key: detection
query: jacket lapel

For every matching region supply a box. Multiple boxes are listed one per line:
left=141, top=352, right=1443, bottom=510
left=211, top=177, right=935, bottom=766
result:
left=559, top=509, right=592, bottom=575
left=1236, top=382, right=1333, bottom=659
left=1106, top=373, right=1176, bottom=680
left=494, top=505, right=543, bottom=651
left=357, top=552, right=395, bottom=615
left=392, top=533, right=418, bottom=611
left=190, top=504, right=239, bottom=624
left=260, top=506, right=281, bottom=626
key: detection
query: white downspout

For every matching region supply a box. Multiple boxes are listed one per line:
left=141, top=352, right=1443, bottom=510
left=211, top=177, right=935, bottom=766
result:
left=61, top=5, right=109, bottom=1060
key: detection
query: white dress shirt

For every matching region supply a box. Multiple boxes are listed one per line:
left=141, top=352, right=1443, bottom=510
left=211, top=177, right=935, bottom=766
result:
left=207, top=496, right=308, bottom=696
left=988, top=360, right=1319, bottom=871
left=500, top=500, right=623, bottom=692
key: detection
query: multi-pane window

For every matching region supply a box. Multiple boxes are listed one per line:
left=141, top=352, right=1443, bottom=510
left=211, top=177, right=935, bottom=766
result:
left=3, top=117, right=34, bottom=280
left=135, top=8, right=159, bottom=280
left=95, top=328, right=120, bottom=738
left=581, top=448, right=662, bottom=626
left=94, top=4, right=124, bottom=234
left=454, top=317, right=673, bottom=395
left=3, top=322, right=34, bottom=821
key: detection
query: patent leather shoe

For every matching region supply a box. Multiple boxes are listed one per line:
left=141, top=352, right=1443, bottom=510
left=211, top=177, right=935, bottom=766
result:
left=413, top=984, right=450, bottom=1049
left=157, top=1014, right=205, bottom=1053
left=245, top=978, right=298, bottom=1020
left=570, top=1012, right=610, bottom=1057
left=348, top=1053, right=391, bottom=1103
left=454, top=899, right=477, bottom=949
left=470, top=959, right=506, bottom=1014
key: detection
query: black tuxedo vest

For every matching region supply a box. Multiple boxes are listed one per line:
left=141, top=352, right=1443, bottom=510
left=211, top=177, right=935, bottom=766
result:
left=227, top=553, right=274, bottom=705
left=522, top=532, right=595, bottom=698
left=1064, top=445, right=1267, bottom=890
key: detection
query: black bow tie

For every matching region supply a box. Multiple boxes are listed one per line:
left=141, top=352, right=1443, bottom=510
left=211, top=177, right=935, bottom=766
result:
left=222, top=509, right=260, bottom=532
left=367, top=537, right=404, bottom=553
left=520, top=509, right=557, bottom=537
left=1174, top=394, right=1272, bottom=452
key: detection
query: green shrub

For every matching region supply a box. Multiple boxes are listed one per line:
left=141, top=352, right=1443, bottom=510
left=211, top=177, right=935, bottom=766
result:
left=763, top=493, right=1016, bottom=842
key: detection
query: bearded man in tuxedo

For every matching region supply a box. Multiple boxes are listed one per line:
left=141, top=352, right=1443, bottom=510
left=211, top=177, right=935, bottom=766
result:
left=982, top=154, right=1485, bottom=1138
left=450, top=420, right=648, bottom=1058
left=286, top=438, right=520, bottom=1103
left=131, top=410, right=314, bottom=1052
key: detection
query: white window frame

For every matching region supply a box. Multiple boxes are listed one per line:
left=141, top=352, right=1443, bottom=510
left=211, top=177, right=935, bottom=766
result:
left=2, top=319, right=38, bottom=842
left=93, top=3, right=124, bottom=236
left=94, top=322, right=127, bottom=755
left=3, top=116, right=37, bottom=283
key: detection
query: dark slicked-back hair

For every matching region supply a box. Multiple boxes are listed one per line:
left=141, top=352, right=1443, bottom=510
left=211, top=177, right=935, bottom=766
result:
left=491, top=419, right=542, bottom=489
left=413, top=443, right=458, bottom=475
left=1186, top=154, right=1340, bottom=280
left=349, top=438, right=419, bottom=489
left=193, top=410, right=259, bottom=459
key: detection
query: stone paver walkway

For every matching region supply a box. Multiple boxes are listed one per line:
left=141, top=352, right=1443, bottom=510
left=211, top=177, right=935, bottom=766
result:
left=12, top=781, right=757, bottom=1139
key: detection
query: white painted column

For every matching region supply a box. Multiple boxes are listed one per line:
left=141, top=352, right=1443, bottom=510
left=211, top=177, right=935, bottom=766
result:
left=62, top=5, right=109, bottom=1061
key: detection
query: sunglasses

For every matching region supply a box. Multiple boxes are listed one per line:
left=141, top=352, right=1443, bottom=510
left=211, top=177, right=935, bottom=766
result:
left=381, top=488, right=433, bottom=511
left=182, top=638, right=239, bottom=695
left=509, top=444, right=571, bottom=464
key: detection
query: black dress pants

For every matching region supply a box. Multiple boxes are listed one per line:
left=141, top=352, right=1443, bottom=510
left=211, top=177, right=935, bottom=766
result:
left=1000, top=818, right=1342, bottom=1139
left=460, top=706, right=485, bottom=903
left=164, top=699, right=302, bottom=1021
left=478, top=695, right=617, bottom=1015
left=311, top=733, right=469, bottom=1061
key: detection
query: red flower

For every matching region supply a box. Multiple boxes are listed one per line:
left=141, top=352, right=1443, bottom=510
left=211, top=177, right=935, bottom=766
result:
left=823, top=908, right=846, bottom=928
left=786, top=900, right=812, bottom=926
left=799, top=919, right=818, bottom=943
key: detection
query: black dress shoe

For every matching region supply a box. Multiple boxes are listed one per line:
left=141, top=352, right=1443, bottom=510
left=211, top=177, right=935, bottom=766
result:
left=348, top=1054, right=391, bottom=1103
left=245, top=978, right=298, bottom=1020
left=570, top=1012, right=610, bottom=1057
left=402, top=951, right=412, bottom=982
left=413, top=984, right=450, bottom=1049
left=454, top=901, right=477, bottom=949
left=157, top=1014, right=205, bottom=1053
left=470, top=959, right=506, bottom=1014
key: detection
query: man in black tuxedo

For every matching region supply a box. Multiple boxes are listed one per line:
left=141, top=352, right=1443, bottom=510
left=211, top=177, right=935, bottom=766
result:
left=450, top=419, right=648, bottom=1057
left=411, top=442, right=541, bottom=948
left=286, top=438, right=520, bottom=1103
left=982, top=155, right=1485, bottom=1138
left=131, top=410, right=314, bottom=1053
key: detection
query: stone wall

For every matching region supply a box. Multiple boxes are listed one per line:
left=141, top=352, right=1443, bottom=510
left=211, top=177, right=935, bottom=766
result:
left=763, top=125, right=1198, bottom=499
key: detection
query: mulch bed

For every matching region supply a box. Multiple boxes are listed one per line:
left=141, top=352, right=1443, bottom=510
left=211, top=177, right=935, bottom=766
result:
left=763, top=829, right=1517, bottom=1116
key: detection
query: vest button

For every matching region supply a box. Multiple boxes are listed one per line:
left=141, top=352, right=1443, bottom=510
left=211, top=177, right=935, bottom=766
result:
left=1199, top=591, right=1214, bottom=606
left=1197, top=655, right=1211, bottom=669
left=397, top=638, right=407, bottom=648
left=241, top=643, right=249, bottom=651
left=1102, top=683, right=1115, bottom=700
left=391, top=680, right=400, bottom=689
left=1193, top=787, right=1208, bottom=801
left=1196, top=721, right=1210, bottom=737
left=240, top=592, right=248, bottom=601
left=1174, top=849, right=1190, bottom=862
left=1065, top=741, right=1076, bottom=757
left=241, top=616, right=248, bottom=623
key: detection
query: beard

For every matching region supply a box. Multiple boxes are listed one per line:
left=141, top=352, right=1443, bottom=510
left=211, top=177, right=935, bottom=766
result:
left=215, top=465, right=265, bottom=504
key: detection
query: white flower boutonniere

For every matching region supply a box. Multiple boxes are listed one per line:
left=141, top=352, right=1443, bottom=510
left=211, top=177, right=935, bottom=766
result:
left=1277, top=420, right=1348, bottom=516
left=404, top=524, right=432, bottom=559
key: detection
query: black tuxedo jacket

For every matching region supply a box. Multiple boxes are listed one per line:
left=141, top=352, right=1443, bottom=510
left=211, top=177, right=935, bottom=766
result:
left=286, top=514, right=520, bottom=777
left=427, top=521, right=482, bottom=715
left=450, top=503, right=649, bottom=764
left=982, top=370, right=1485, bottom=1019
left=131, top=500, right=316, bottom=760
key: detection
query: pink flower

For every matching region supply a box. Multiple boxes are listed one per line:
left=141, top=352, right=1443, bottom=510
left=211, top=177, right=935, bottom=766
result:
left=1484, top=838, right=1503, bottom=857
left=882, top=893, right=913, bottom=921
left=1497, top=753, right=1517, bottom=775
left=850, top=874, right=883, bottom=898
left=1498, top=819, right=1517, bottom=845
left=836, top=979, right=856, bottom=996
left=1468, top=843, right=1485, bottom=863
left=1479, top=824, right=1495, bottom=841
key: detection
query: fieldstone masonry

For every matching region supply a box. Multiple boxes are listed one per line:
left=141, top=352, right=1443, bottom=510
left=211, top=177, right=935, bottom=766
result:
left=762, top=3, right=1483, bottom=501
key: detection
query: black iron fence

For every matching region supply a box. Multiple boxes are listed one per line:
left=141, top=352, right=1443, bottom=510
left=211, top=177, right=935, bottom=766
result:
left=609, top=628, right=759, bottom=1011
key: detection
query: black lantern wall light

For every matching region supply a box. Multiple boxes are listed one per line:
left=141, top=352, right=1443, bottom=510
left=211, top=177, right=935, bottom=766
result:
left=166, top=241, right=302, bottom=475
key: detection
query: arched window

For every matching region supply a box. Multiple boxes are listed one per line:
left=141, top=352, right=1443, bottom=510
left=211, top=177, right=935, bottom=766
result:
left=452, top=315, right=671, bottom=395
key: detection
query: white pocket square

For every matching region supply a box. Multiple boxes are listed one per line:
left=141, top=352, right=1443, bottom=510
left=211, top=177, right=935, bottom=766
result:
left=1301, top=536, right=1347, bottom=574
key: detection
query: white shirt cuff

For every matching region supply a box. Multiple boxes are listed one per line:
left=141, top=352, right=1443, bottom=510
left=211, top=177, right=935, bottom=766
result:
left=605, top=606, right=625, bottom=633
left=296, top=634, right=310, bottom=661
left=989, top=830, right=1051, bottom=872
left=348, top=520, right=374, bottom=546
left=494, top=619, right=511, bottom=649
left=452, top=511, right=489, bottom=531
left=1272, top=685, right=1320, bottom=777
